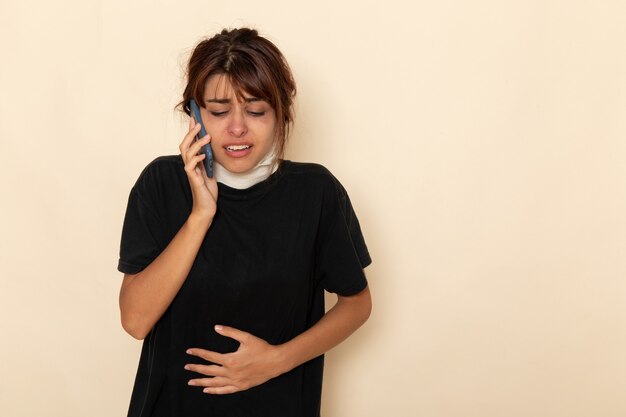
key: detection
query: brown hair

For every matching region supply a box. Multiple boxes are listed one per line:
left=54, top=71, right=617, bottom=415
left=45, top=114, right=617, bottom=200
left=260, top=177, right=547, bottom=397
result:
left=176, top=28, right=297, bottom=162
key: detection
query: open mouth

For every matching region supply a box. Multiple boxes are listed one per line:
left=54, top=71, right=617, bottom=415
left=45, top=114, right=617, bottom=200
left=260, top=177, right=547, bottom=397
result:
left=225, top=144, right=252, bottom=152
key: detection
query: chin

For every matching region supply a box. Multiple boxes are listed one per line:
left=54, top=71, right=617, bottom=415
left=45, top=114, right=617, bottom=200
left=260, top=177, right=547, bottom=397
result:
left=219, top=160, right=256, bottom=174
left=229, top=166, right=254, bottom=174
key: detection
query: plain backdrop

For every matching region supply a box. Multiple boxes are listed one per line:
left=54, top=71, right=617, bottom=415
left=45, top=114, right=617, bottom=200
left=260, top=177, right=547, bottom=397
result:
left=1, top=1, right=626, bottom=416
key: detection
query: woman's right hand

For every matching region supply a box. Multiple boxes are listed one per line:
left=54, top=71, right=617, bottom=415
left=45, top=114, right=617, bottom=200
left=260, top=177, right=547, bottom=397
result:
left=121, top=118, right=219, bottom=339
left=180, top=117, right=219, bottom=222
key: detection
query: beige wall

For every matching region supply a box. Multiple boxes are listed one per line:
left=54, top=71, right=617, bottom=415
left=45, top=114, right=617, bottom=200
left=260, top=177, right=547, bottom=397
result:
left=2, top=1, right=626, bottom=416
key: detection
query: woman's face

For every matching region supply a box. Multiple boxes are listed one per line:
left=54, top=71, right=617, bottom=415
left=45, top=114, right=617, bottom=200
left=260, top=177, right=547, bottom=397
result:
left=200, top=74, right=277, bottom=174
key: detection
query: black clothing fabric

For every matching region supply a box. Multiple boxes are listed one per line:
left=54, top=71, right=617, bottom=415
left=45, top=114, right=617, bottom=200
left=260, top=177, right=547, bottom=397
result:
left=118, top=155, right=371, bottom=417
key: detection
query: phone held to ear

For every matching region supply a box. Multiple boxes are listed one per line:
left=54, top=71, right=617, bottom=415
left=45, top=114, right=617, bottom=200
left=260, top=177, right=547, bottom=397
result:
left=189, top=99, right=213, bottom=178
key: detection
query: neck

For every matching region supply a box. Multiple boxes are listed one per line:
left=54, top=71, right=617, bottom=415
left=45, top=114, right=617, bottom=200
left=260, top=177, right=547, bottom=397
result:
left=213, top=147, right=278, bottom=189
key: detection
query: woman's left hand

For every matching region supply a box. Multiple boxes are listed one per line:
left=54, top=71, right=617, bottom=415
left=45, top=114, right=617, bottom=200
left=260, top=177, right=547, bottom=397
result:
left=185, top=325, right=287, bottom=394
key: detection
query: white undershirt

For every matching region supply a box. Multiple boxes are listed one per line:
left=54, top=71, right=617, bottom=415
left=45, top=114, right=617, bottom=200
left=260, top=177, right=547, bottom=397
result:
left=213, top=146, right=278, bottom=189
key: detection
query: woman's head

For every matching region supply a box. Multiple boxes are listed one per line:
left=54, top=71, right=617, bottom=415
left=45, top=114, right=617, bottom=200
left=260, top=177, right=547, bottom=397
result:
left=177, top=28, right=296, bottom=170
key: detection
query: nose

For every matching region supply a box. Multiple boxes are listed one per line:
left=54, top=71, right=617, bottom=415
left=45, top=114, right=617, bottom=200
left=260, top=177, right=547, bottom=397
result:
left=227, top=108, right=248, bottom=138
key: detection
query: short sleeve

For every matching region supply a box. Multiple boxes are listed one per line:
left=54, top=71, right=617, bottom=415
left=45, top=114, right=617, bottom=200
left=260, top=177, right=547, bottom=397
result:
left=317, top=174, right=372, bottom=296
left=117, top=186, right=165, bottom=275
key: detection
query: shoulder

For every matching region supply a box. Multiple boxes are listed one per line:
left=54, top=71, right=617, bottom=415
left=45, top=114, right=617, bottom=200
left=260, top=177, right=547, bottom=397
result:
left=135, top=155, right=184, bottom=182
left=131, top=154, right=185, bottom=197
left=279, top=160, right=331, bottom=177
left=278, top=161, right=351, bottom=209
left=279, top=161, right=345, bottom=191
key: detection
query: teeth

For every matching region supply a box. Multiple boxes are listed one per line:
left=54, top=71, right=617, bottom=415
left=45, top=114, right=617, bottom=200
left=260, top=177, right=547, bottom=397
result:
left=226, top=145, right=251, bottom=151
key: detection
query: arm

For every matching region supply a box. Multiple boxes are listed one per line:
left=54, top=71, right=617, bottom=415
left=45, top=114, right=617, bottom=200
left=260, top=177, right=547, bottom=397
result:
left=278, top=284, right=372, bottom=372
left=119, top=119, right=216, bottom=340
left=185, top=284, right=372, bottom=394
left=119, top=212, right=212, bottom=339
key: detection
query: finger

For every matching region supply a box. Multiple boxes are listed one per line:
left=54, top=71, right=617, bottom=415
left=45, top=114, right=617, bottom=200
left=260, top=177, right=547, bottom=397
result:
left=185, top=147, right=211, bottom=179
left=186, top=135, right=211, bottom=161
left=203, top=385, right=239, bottom=395
left=184, top=154, right=207, bottom=178
left=188, top=376, right=231, bottom=388
left=186, top=348, right=226, bottom=365
left=214, top=325, right=251, bottom=344
left=179, top=123, right=203, bottom=155
left=195, top=155, right=217, bottom=192
left=183, top=133, right=210, bottom=161
left=184, top=363, right=227, bottom=377
left=201, top=171, right=218, bottom=201
left=178, top=125, right=200, bottom=155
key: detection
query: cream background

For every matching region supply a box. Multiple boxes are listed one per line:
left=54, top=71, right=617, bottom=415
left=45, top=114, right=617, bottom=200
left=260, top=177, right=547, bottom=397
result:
left=1, top=1, right=626, bottom=416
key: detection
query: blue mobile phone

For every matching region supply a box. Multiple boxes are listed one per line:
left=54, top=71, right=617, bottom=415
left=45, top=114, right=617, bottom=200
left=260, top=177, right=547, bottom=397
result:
left=189, top=99, right=213, bottom=178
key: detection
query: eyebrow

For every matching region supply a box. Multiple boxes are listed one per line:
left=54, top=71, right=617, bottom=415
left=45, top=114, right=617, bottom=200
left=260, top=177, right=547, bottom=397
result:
left=205, top=97, right=262, bottom=104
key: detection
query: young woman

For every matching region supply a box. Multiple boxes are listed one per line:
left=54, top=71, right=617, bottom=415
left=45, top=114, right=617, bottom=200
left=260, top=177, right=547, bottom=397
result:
left=117, top=28, right=372, bottom=417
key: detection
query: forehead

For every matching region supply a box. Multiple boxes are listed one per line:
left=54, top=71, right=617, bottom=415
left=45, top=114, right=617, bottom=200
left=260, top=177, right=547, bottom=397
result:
left=204, top=74, right=251, bottom=100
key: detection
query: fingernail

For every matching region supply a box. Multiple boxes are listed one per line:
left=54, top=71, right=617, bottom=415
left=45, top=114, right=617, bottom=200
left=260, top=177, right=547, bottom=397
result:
left=188, top=380, right=196, bottom=386
left=215, top=325, right=223, bottom=332
left=184, top=365, right=190, bottom=370
left=186, top=349, right=193, bottom=354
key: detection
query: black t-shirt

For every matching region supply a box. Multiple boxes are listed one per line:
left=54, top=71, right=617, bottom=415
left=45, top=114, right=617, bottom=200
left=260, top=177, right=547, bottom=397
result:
left=118, top=155, right=371, bottom=417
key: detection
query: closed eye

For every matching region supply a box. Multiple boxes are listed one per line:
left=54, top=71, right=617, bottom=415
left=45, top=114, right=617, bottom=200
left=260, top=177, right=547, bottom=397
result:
left=248, top=111, right=265, bottom=117
left=210, top=111, right=228, bottom=117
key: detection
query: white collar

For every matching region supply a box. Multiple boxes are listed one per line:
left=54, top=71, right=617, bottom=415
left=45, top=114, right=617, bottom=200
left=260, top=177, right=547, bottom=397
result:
left=213, top=146, right=278, bottom=189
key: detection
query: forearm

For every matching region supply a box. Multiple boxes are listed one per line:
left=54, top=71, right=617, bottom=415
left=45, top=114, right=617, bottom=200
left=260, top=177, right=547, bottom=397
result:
left=277, top=285, right=372, bottom=373
left=119, top=212, right=212, bottom=339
